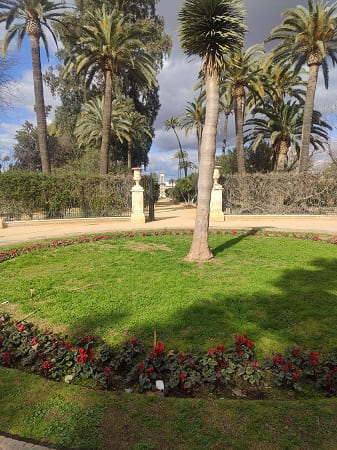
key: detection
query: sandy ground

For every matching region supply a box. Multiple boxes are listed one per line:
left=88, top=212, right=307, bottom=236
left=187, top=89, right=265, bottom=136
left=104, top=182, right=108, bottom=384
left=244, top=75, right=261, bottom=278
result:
left=0, top=199, right=336, bottom=247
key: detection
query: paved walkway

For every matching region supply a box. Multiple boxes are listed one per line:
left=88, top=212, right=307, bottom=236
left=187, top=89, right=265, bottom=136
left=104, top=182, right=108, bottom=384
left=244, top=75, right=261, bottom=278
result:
left=0, top=435, right=52, bottom=449
left=0, top=199, right=336, bottom=247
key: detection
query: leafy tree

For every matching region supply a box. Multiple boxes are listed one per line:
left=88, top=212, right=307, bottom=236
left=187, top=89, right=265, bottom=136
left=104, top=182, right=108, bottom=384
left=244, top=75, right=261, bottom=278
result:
left=0, top=0, right=68, bottom=173
left=46, top=0, right=171, bottom=169
left=266, top=0, right=337, bottom=172
left=165, top=117, right=187, bottom=178
left=180, top=95, right=205, bottom=163
left=179, top=0, right=246, bottom=261
left=13, top=120, right=75, bottom=170
left=126, top=109, right=152, bottom=169
left=64, top=5, right=156, bottom=175
left=224, top=44, right=265, bottom=175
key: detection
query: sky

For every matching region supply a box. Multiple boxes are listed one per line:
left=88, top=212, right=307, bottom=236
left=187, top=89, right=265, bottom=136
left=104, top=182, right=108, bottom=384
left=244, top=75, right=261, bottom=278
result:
left=1, top=0, right=337, bottom=179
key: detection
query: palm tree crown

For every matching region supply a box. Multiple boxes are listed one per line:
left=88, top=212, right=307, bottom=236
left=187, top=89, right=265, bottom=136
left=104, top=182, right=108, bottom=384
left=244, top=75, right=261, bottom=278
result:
left=1, top=0, right=66, bottom=59
left=179, top=0, right=246, bottom=76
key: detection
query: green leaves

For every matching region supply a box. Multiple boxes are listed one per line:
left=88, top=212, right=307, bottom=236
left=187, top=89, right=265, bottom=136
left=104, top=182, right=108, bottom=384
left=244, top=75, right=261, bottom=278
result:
left=178, top=0, right=246, bottom=75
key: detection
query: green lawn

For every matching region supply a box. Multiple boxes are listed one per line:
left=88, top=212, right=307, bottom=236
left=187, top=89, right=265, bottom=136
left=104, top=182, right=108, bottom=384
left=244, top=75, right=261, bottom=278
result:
left=1, top=232, right=337, bottom=357
left=1, top=367, right=337, bottom=449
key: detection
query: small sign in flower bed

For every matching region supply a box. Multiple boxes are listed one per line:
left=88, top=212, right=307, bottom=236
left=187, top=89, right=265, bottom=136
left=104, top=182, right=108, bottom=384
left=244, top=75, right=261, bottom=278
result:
left=0, top=230, right=336, bottom=265
left=1, top=313, right=337, bottom=398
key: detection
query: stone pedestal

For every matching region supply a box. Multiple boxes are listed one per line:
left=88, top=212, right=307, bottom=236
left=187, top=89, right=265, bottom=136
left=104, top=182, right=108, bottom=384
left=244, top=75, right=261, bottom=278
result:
left=131, top=168, right=146, bottom=223
left=159, top=171, right=166, bottom=199
left=210, top=166, right=224, bottom=222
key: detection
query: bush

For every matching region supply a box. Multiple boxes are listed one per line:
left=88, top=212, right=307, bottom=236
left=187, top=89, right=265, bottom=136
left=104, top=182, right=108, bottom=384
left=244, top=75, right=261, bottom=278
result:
left=0, top=171, right=133, bottom=219
left=169, top=174, right=198, bottom=204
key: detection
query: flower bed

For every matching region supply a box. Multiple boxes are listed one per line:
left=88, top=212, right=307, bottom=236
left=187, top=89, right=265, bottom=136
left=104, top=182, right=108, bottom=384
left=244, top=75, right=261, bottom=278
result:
left=1, top=313, right=337, bottom=398
left=0, top=229, right=336, bottom=264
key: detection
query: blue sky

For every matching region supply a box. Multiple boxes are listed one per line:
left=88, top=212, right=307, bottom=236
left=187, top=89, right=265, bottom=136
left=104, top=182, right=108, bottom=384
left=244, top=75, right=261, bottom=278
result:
left=1, top=0, right=337, bottom=180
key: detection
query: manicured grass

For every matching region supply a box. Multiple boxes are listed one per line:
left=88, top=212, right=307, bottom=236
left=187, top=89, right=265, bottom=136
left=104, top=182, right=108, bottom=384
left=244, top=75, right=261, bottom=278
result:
left=1, top=233, right=337, bottom=357
left=1, top=367, right=337, bottom=449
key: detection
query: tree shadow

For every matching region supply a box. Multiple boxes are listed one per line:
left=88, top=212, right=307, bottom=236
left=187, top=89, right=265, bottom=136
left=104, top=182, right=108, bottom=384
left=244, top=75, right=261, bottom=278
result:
left=125, top=257, right=337, bottom=354
left=212, top=228, right=262, bottom=256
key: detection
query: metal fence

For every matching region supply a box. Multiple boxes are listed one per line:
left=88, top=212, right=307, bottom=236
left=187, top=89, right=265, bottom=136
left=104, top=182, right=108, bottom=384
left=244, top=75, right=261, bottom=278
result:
left=221, top=173, right=337, bottom=215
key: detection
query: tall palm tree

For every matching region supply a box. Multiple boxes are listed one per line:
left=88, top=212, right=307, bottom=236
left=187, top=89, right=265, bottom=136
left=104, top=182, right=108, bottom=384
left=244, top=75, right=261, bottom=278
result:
left=75, top=97, right=131, bottom=156
left=0, top=0, right=67, bottom=173
left=266, top=0, right=337, bottom=172
left=179, top=0, right=246, bottom=262
left=165, top=117, right=187, bottom=178
left=245, top=100, right=331, bottom=171
left=64, top=5, right=156, bottom=174
left=180, top=94, right=205, bottom=163
left=224, top=44, right=265, bottom=175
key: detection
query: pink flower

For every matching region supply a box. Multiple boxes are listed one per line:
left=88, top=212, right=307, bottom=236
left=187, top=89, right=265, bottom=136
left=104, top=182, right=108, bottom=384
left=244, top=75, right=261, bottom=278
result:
left=43, top=361, right=51, bottom=370
left=17, top=324, right=24, bottom=332
left=31, top=337, right=38, bottom=345
left=252, top=362, right=259, bottom=369
left=208, top=349, right=215, bottom=356
left=104, top=367, right=111, bottom=376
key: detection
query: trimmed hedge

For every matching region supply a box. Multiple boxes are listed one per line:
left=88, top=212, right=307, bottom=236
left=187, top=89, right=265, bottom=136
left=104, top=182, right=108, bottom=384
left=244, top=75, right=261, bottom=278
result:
left=0, top=171, right=134, bottom=219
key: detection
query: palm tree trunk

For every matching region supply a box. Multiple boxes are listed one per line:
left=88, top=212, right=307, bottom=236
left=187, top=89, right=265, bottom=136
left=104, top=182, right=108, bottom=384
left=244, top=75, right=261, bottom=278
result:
left=276, top=140, right=288, bottom=172
left=222, top=111, right=230, bottom=155
left=173, top=127, right=187, bottom=178
left=100, top=70, right=113, bottom=175
left=127, top=141, right=132, bottom=169
left=299, top=63, right=320, bottom=173
left=234, top=95, right=245, bottom=175
left=185, top=72, right=219, bottom=262
left=29, top=35, right=50, bottom=174
left=197, top=130, right=202, bottom=164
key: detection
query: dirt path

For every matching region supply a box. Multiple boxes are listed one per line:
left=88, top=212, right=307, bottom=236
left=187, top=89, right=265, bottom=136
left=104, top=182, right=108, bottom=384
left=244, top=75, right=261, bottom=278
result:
left=0, top=199, right=336, bottom=247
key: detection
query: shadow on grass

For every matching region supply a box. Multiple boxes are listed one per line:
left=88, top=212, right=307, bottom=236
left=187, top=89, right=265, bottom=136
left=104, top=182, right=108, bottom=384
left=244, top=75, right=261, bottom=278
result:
left=124, top=257, right=337, bottom=354
left=212, top=228, right=262, bottom=256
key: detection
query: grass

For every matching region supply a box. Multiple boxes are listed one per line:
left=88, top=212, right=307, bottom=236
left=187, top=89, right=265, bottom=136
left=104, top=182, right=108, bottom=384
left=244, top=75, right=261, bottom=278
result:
left=1, top=232, right=337, bottom=448
left=1, top=366, right=337, bottom=449
left=1, top=232, right=337, bottom=357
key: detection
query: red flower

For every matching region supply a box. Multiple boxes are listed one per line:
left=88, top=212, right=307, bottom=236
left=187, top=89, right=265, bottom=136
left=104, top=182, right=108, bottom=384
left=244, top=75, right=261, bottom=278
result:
left=216, top=345, right=225, bottom=353
left=43, top=361, right=51, bottom=370
left=104, top=367, right=111, bottom=376
left=292, top=349, right=302, bottom=357
left=87, top=334, right=93, bottom=340
left=179, top=371, right=186, bottom=381
left=282, top=365, right=288, bottom=372
left=31, top=337, right=38, bottom=345
left=247, top=340, right=253, bottom=348
left=17, top=324, right=25, bottom=332
left=252, top=362, right=259, bottom=369
left=132, top=337, right=137, bottom=344
left=0, top=318, right=3, bottom=323
left=208, top=349, right=215, bottom=356
left=65, top=343, right=72, bottom=349
left=292, top=374, right=299, bottom=380
left=138, top=362, right=145, bottom=372
left=2, top=351, right=11, bottom=366
left=179, top=353, right=185, bottom=364
left=154, top=341, right=165, bottom=355
left=148, top=352, right=154, bottom=361
left=147, top=367, right=154, bottom=374
left=231, top=230, right=237, bottom=235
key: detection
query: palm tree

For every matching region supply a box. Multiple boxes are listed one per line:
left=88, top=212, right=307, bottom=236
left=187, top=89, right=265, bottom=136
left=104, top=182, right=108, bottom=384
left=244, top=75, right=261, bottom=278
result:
left=165, top=117, right=187, bottom=178
left=266, top=0, right=337, bottom=172
left=64, top=4, right=156, bottom=175
left=75, top=97, right=131, bottom=159
left=224, top=44, right=265, bottom=175
left=179, top=0, right=246, bottom=262
left=180, top=95, right=205, bottom=163
left=0, top=0, right=68, bottom=173
left=245, top=100, right=331, bottom=171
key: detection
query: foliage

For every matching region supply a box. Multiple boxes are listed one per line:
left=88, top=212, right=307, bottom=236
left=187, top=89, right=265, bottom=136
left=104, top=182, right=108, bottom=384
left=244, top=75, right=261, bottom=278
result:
left=0, top=171, right=133, bottom=219
left=170, top=173, right=198, bottom=204
left=13, top=121, right=78, bottom=171
left=221, top=173, right=337, bottom=214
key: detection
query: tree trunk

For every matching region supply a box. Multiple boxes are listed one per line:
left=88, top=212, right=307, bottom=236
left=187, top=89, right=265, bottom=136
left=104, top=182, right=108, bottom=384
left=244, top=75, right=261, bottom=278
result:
left=276, top=140, right=288, bottom=172
left=234, top=94, right=245, bottom=175
left=222, top=111, right=230, bottom=155
left=173, top=127, right=187, bottom=178
left=100, top=70, right=113, bottom=175
left=128, top=141, right=132, bottom=169
left=29, top=35, right=50, bottom=174
left=197, top=130, right=202, bottom=164
left=299, top=63, right=320, bottom=173
left=185, top=72, right=219, bottom=262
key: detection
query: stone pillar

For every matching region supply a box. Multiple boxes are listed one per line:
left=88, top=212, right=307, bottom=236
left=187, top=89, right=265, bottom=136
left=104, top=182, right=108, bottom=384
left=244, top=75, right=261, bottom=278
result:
left=159, top=171, right=166, bottom=199
left=210, top=166, right=224, bottom=222
left=131, top=168, right=146, bottom=223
